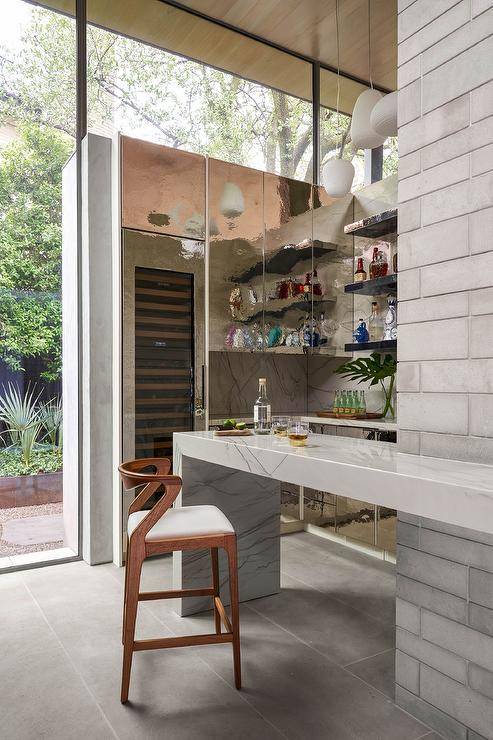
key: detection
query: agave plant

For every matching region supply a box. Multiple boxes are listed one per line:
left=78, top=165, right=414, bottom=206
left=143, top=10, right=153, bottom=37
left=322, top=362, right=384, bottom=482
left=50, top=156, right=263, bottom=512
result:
left=334, top=353, right=397, bottom=418
left=0, top=383, right=43, bottom=464
left=39, top=396, right=63, bottom=450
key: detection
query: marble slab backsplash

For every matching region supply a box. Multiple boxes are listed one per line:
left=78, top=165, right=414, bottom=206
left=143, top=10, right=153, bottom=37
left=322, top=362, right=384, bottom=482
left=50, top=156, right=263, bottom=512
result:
left=209, top=351, right=308, bottom=419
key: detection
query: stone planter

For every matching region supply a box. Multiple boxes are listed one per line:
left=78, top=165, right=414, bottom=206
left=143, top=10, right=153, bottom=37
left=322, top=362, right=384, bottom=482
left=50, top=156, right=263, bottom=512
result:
left=0, top=471, right=63, bottom=509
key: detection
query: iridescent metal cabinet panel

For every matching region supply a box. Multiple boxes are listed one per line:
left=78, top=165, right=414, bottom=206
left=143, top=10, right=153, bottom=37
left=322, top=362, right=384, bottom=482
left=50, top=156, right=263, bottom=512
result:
left=121, top=136, right=206, bottom=239
left=312, top=186, right=354, bottom=356
left=208, top=158, right=264, bottom=352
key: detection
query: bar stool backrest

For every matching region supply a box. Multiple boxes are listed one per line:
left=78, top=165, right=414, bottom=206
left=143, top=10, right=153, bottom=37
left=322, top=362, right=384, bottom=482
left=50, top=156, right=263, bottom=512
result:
left=118, top=457, right=182, bottom=544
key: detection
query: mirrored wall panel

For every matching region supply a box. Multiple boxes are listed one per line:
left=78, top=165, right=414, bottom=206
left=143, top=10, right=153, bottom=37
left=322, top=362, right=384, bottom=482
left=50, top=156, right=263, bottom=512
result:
left=121, top=136, right=206, bottom=239
left=312, top=186, right=354, bottom=356
left=208, top=159, right=264, bottom=352
left=263, top=173, right=313, bottom=354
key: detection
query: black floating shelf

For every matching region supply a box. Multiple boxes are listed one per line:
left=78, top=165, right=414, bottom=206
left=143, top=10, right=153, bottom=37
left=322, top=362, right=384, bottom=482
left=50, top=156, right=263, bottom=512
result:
left=344, top=274, right=397, bottom=296
left=344, top=209, right=397, bottom=238
left=231, top=241, right=337, bottom=284
left=345, top=339, right=397, bottom=352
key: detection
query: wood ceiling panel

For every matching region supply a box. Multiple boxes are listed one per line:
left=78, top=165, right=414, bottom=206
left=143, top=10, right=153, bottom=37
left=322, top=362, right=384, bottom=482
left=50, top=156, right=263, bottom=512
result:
left=176, top=0, right=397, bottom=90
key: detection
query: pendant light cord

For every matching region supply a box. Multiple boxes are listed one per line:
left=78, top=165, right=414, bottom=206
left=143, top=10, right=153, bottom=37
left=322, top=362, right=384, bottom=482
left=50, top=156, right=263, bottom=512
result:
left=335, top=0, right=341, bottom=128
left=368, top=0, right=373, bottom=88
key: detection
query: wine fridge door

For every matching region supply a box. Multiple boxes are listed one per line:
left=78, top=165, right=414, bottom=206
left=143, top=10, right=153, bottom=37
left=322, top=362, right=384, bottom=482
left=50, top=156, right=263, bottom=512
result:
left=122, top=227, right=206, bottom=471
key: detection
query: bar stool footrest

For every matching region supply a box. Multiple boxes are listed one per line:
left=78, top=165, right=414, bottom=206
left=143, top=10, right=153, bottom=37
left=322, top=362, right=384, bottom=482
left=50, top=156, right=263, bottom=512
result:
left=134, top=633, right=233, bottom=651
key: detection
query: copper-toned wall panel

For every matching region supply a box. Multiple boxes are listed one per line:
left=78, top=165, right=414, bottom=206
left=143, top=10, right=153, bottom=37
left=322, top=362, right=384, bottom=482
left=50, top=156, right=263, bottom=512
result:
left=208, top=158, right=264, bottom=352
left=121, top=136, right=205, bottom=239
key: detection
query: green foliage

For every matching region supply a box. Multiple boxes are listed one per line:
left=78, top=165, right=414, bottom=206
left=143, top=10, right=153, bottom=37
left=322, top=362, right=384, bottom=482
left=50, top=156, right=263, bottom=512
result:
left=0, top=448, right=62, bottom=477
left=0, top=383, right=44, bottom=464
left=334, top=353, right=397, bottom=386
left=39, top=396, right=63, bottom=448
left=334, top=353, right=397, bottom=418
left=0, top=123, right=72, bottom=379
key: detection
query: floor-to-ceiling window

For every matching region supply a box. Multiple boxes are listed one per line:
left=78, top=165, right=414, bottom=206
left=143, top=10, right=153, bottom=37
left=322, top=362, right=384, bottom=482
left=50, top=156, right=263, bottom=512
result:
left=0, top=0, right=78, bottom=568
left=85, top=0, right=314, bottom=181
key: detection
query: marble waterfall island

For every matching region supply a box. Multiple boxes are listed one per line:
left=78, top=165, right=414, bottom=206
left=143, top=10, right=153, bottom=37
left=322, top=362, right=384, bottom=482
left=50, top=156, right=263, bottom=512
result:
left=173, top=431, right=493, bottom=614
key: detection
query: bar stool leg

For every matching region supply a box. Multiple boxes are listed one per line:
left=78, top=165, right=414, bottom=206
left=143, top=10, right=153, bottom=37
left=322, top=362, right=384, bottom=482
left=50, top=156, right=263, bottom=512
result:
left=121, top=555, right=143, bottom=704
left=122, top=537, right=130, bottom=644
left=226, top=536, right=241, bottom=690
left=211, top=547, right=221, bottom=635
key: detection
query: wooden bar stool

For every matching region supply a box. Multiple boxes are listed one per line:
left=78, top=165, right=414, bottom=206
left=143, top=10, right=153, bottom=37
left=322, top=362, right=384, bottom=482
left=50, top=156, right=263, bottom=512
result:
left=118, top=457, right=241, bottom=704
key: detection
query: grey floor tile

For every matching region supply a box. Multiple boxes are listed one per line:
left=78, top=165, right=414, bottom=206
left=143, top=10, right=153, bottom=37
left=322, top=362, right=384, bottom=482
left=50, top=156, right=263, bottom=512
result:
left=1, top=573, right=114, bottom=740
left=247, top=572, right=394, bottom=666
left=281, top=533, right=396, bottom=625
left=177, top=607, right=427, bottom=740
left=345, top=649, right=396, bottom=699
left=23, top=559, right=280, bottom=739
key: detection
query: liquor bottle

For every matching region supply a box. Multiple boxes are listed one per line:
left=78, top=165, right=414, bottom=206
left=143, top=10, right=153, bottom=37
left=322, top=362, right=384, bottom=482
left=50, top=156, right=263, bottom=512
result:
left=359, top=390, right=367, bottom=416
left=313, top=269, right=322, bottom=296
left=303, top=273, right=312, bottom=294
left=368, top=301, right=384, bottom=342
left=311, top=315, right=320, bottom=347
left=302, top=314, right=311, bottom=347
left=369, top=247, right=389, bottom=279
left=344, top=390, right=352, bottom=415
left=332, top=390, right=340, bottom=414
left=354, top=257, right=367, bottom=283
left=254, top=378, right=271, bottom=434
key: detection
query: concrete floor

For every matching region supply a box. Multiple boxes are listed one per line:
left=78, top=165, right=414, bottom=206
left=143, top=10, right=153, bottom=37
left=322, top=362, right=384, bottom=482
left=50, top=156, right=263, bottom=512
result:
left=0, top=532, right=440, bottom=740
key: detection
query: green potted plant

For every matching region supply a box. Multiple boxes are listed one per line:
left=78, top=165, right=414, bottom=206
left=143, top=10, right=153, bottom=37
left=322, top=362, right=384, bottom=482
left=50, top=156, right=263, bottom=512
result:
left=334, top=352, right=397, bottom=418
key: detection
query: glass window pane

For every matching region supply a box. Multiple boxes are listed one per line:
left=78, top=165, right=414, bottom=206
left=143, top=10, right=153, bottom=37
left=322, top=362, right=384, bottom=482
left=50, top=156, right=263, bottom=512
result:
left=86, top=0, right=313, bottom=181
left=0, top=0, right=77, bottom=566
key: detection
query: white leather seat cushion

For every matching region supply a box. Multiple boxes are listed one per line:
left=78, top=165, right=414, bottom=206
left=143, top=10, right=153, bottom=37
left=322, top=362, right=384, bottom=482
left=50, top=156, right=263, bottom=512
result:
left=127, top=505, right=234, bottom=541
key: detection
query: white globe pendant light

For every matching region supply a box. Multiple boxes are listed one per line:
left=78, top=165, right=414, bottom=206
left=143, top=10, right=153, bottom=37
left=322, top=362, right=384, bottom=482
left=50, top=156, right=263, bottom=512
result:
left=349, top=0, right=386, bottom=151
left=322, top=158, right=355, bottom=198
left=322, top=0, right=354, bottom=198
left=351, top=88, right=386, bottom=150
left=370, top=91, right=398, bottom=137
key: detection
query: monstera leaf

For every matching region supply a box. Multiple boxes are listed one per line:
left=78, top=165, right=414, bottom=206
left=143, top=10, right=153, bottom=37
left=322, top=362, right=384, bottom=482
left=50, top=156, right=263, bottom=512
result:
left=334, top=353, right=396, bottom=386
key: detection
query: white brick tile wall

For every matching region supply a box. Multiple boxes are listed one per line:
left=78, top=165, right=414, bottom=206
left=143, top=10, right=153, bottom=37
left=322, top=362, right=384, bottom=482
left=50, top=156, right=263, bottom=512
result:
left=397, top=361, right=420, bottom=391
left=469, top=206, right=493, bottom=254
left=398, top=268, right=421, bottom=300
left=421, top=252, right=493, bottom=296
left=399, top=392, right=468, bottom=434
left=422, top=35, right=493, bottom=114
left=421, top=172, right=493, bottom=226
left=396, top=4, right=493, bottom=729
left=398, top=216, right=468, bottom=270
left=420, top=359, right=493, bottom=393
left=470, top=315, right=493, bottom=358
left=421, top=116, right=493, bottom=171
left=422, top=7, right=493, bottom=75
left=470, top=286, right=493, bottom=314
left=398, top=318, right=468, bottom=361
left=399, top=293, right=468, bottom=324
left=471, top=78, right=493, bottom=122
left=398, top=153, right=470, bottom=203
left=470, top=395, right=493, bottom=437
left=398, top=0, right=467, bottom=43
left=398, top=1, right=470, bottom=66
left=399, top=95, right=470, bottom=157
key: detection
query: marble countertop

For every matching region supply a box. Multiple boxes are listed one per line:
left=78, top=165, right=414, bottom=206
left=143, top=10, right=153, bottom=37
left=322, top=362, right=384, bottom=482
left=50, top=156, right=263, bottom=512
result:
left=174, top=431, right=493, bottom=535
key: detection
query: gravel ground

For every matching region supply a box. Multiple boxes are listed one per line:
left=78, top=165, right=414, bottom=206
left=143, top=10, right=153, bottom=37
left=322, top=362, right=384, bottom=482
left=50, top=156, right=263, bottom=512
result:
left=0, top=503, right=64, bottom=556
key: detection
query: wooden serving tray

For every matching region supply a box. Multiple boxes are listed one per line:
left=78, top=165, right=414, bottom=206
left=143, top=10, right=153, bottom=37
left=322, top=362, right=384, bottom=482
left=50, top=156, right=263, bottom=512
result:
left=213, top=429, right=252, bottom=436
left=316, top=411, right=384, bottom=420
